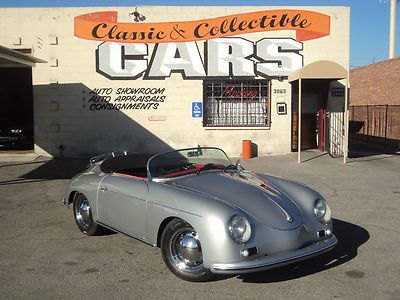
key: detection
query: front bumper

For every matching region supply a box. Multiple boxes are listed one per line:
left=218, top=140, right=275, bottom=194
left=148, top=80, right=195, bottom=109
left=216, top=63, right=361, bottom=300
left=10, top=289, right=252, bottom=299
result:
left=210, top=235, right=337, bottom=274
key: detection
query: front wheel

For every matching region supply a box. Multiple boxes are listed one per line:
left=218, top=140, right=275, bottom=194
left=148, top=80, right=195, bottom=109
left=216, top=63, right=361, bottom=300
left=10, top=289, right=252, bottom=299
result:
left=73, top=193, right=103, bottom=236
left=160, top=218, right=213, bottom=282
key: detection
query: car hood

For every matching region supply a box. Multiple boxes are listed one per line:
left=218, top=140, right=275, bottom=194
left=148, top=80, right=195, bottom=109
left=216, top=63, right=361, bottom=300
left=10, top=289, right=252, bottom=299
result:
left=168, top=171, right=303, bottom=230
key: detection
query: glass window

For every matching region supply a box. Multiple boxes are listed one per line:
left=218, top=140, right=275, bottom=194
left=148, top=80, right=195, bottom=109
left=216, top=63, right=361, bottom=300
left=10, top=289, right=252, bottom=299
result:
left=203, top=80, right=270, bottom=127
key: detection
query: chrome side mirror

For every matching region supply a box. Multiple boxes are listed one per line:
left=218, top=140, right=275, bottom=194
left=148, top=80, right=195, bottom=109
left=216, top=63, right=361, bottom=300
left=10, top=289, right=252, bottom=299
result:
left=236, top=159, right=245, bottom=171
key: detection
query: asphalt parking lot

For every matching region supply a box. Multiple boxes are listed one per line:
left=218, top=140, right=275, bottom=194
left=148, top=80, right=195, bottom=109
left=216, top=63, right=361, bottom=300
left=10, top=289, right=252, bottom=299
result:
left=0, top=151, right=399, bottom=299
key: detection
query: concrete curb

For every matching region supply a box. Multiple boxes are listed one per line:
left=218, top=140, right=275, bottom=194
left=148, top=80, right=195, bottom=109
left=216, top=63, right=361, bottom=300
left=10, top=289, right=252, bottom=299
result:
left=0, top=151, right=46, bottom=162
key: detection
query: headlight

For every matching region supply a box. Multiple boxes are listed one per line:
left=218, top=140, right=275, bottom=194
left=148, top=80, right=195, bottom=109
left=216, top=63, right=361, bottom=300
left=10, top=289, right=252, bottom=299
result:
left=11, top=129, right=23, bottom=134
left=313, top=199, right=332, bottom=224
left=228, top=215, right=252, bottom=244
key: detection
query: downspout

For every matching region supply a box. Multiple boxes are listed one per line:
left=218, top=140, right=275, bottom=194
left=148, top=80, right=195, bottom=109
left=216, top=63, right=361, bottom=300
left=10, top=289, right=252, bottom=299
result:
left=298, top=78, right=302, bottom=163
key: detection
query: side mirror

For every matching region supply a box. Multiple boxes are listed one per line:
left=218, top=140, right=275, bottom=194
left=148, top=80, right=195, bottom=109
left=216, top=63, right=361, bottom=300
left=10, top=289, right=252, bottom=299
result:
left=235, top=159, right=245, bottom=171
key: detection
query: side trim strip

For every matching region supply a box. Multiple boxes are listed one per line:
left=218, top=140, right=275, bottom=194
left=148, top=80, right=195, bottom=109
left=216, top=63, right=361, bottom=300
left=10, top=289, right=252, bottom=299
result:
left=97, top=221, right=156, bottom=247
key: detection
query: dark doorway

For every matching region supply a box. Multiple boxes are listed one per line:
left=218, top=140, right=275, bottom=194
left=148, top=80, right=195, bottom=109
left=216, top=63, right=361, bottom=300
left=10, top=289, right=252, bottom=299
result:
left=291, top=80, right=330, bottom=152
left=291, top=113, right=317, bottom=151
left=0, top=67, right=34, bottom=150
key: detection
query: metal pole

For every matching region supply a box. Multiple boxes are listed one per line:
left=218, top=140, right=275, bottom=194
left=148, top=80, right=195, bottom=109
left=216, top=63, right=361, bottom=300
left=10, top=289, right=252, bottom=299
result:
left=298, top=79, right=302, bottom=163
left=366, top=105, right=369, bottom=146
left=384, top=104, right=388, bottom=150
left=389, top=0, right=397, bottom=59
left=343, top=78, right=349, bottom=163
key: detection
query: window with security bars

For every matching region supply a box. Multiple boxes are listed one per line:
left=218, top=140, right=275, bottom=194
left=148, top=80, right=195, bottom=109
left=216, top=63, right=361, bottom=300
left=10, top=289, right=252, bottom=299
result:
left=203, top=80, right=270, bottom=127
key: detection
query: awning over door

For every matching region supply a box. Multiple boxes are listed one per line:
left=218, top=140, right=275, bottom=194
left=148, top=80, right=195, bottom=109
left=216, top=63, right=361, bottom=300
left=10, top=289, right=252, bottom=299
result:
left=289, top=60, right=347, bottom=82
left=0, top=45, right=46, bottom=68
left=288, top=60, right=349, bottom=163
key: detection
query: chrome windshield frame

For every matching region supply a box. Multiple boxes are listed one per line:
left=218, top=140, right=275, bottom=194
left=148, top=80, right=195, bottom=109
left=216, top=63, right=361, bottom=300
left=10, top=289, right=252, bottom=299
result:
left=146, top=147, right=231, bottom=182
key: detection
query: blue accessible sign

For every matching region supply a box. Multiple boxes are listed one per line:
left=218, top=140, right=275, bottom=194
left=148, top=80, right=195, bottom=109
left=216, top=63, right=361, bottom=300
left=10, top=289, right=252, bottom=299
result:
left=192, top=102, right=203, bottom=118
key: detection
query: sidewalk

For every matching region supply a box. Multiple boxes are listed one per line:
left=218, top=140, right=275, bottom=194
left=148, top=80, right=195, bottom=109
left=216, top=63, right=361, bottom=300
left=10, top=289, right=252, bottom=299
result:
left=0, top=150, right=40, bottom=162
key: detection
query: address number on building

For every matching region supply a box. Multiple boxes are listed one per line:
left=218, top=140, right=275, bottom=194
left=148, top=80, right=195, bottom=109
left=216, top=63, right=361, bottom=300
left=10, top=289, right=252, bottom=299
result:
left=273, top=89, right=287, bottom=94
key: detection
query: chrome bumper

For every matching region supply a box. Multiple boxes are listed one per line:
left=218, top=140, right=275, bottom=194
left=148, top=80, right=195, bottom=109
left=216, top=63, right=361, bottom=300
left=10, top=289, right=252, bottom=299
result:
left=210, top=235, right=337, bottom=274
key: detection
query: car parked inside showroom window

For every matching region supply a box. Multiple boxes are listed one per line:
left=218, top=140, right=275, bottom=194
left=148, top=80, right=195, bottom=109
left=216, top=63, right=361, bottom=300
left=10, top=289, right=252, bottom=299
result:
left=0, top=114, right=33, bottom=150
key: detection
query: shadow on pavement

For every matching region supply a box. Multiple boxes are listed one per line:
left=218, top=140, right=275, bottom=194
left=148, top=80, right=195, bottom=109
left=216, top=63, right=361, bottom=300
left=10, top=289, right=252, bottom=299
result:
left=348, top=154, right=398, bottom=163
left=0, top=160, right=44, bottom=168
left=20, top=158, right=89, bottom=180
left=300, top=152, right=328, bottom=163
left=237, top=219, right=369, bottom=283
left=0, top=159, right=89, bottom=185
left=349, top=139, right=399, bottom=159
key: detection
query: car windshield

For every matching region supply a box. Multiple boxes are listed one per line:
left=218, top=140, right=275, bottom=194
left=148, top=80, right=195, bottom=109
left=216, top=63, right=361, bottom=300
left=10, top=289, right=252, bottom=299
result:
left=148, top=147, right=232, bottom=179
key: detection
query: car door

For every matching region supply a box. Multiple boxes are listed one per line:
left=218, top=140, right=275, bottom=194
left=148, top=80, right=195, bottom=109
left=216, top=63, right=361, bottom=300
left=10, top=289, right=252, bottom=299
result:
left=97, top=174, right=149, bottom=241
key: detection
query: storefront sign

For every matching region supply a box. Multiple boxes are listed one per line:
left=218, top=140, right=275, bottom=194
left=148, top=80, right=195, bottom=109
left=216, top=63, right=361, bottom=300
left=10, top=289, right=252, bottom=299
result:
left=87, top=87, right=166, bottom=110
left=75, top=10, right=330, bottom=43
left=96, top=38, right=303, bottom=79
left=222, top=85, right=259, bottom=100
left=74, top=9, right=331, bottom=81
left=331, top=87, right=344, bottom=97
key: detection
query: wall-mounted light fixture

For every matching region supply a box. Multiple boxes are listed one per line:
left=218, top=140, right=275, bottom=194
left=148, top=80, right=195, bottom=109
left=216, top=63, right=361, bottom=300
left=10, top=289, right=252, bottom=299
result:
left=129, top=7, right=146, bottom=22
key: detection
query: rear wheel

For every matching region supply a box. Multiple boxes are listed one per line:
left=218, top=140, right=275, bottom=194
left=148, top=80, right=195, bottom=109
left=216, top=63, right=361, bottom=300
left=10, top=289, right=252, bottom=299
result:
left=161, top=218, right=213, bottom=282
left=73, top=193, right=103, bottom=236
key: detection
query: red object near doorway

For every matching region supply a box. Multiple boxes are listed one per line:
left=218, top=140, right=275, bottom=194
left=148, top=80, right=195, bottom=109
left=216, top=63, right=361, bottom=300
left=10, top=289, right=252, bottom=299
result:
left=317, top=108, right=326, bottom=151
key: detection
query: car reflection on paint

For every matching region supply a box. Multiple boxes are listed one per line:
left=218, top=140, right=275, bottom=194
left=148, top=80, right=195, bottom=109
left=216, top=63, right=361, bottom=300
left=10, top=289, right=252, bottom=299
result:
left=63, top=146, right=337, bottom=282
left=0, top=114, right=33, bottom=150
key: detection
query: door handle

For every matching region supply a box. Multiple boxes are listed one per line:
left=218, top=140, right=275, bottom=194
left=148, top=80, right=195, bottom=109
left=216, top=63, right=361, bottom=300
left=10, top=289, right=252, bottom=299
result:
left=100, top=186, right=107, bottom=191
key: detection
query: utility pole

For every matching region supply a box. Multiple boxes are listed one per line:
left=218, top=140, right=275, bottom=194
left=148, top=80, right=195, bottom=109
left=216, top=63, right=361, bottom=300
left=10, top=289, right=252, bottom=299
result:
left=389, top=0, right=397, bottom=58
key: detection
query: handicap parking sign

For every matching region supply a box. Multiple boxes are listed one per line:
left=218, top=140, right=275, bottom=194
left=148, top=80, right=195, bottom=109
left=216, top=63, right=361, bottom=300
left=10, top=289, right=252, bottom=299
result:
left=192, top=102, right=203, bottom=118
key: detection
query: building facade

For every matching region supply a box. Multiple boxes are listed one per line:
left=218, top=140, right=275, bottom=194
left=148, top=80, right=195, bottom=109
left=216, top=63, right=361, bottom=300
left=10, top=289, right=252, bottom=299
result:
left=0, top=6, right=350, bottom=157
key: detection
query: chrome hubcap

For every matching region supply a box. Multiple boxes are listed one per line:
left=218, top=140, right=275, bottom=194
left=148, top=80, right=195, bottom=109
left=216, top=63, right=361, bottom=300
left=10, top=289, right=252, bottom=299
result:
left=76, top=198, right=91, bottom=228
left=171, top=230, right=203, bottom=272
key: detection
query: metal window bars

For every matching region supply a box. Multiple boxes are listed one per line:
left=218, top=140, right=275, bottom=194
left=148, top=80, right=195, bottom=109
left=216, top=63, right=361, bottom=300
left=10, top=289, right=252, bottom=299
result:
left=203, top=80, right=270, bottom=127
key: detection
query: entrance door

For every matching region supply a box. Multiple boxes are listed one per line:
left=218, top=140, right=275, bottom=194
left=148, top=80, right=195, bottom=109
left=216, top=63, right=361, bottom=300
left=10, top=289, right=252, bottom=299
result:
left=291, top=113, right=317, bottom=151
left=317, top=108, right=326, bottom=151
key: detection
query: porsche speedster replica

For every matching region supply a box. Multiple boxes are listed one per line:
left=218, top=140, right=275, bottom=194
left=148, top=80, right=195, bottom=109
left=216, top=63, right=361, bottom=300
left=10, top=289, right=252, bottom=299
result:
left=63, top=147, right=337, bottom=282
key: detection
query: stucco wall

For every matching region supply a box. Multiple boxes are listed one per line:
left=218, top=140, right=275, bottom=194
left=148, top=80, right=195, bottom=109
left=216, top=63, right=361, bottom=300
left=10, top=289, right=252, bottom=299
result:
left=0, top=6, right=349, bottom=157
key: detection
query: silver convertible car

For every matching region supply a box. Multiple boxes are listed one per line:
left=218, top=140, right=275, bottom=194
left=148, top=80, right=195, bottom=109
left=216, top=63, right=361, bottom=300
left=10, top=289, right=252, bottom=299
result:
left=63, top=147, right=337, bottom=282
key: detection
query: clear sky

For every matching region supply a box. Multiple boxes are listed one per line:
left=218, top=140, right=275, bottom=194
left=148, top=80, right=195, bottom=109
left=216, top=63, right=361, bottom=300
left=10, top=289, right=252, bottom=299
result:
left=0, top=0, right=399, bottom=68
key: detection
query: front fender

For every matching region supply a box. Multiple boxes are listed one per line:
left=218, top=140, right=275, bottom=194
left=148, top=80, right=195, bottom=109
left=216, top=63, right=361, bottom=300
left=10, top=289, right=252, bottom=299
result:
left=63, top=173, right=105, bottom=221
left=146, top=181, right=242, bottom=267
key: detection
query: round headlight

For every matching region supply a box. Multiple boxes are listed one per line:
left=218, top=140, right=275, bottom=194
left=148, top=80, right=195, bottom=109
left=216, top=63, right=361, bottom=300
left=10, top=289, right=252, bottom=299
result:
left=314, top=199, right=332, bottom=224
left=228, top=215, right=252, bottom=244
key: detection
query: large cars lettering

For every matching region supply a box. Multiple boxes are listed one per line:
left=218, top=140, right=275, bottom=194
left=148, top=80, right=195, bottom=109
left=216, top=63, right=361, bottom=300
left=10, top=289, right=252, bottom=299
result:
left=96, top=37, right=303, bottom=80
